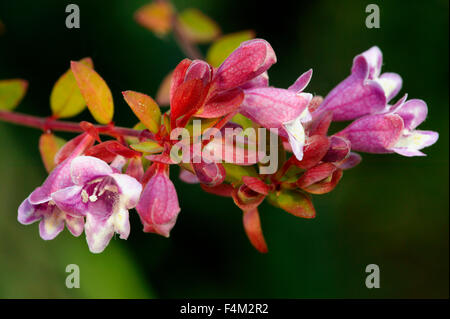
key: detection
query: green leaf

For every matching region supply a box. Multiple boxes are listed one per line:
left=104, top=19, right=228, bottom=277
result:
left=177, top=8, right=221, bottom=43
left=223, top=163, right=258, bottom=184
left=130, top=140, right=164, bottom=154
left=71, top=61, right=114, bottom=124
left=206, top=30, right=255, bottom=67
left=122, top=90, right=161, bottom=134
left=267, top=189, right=316, bottom=219
left=50, top=57, right=93, bottom=119
left=39, top=133, right=66, bottom=173
left=231, top=113, right=255, bottom=130
left=0, top=79, right=28, bottom=111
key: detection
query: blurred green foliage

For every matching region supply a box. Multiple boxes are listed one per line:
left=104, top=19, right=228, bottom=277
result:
left=0, top=0, right=448, bottom=298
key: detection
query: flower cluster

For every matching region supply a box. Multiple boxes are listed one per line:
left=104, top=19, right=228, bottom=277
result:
left=11, top=40, right=438, bottom=253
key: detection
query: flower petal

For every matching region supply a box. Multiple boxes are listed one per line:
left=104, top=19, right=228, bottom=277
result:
left=110, top=173, right=143, bottom=209
left=29, top=157, right=74, bottom=205
left=282, top=114, right=306, bottom=161
left=392, top=130, right=439, bottom=156
left=288, top=69, right=313, bottom=93
left=238, top=71, right=269, bottom=90
left=240, top=87, right=311, bottom=129
left=18, top=197, right=42, bottom=225
left=38, top=208, right=65, bottom=240
left=356, top=46, right=382, bottom=79
left=84, top=213, right=115, bottom=253
left=317, top=74, right=386, bottom=121
left=336, top=113, right=404, bottom=153
left=395, top=99, right=428, bottom=130
left=65, top=214, right=85, bottom=237
left=51, top=185, right=86, bottom=216
left=376, top=72, right=402, bottom=102
left=70, top=156, right=112, bottom=185
left=322, top=136, right=351, bottom=163
left=112, top=208, right=130, bottom=240
left=179, top=168, right=199, bottom=184
left=337, top=152, right=362, bottom=170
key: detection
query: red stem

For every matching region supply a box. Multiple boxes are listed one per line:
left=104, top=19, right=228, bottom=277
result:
left=0, top=110, right=151, bottom=139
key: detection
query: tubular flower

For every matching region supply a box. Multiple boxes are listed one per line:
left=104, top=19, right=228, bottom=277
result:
left=239, top=69, right=313, bottom=160
left=316, top=46, right=402, bottom=121
left=51, top=156, right=142, bottom=253
left=136, top=163, right=180, bottom=237
left=336, top=97, right=438, bottom=156
left=17, top=134, right=94, bottom=240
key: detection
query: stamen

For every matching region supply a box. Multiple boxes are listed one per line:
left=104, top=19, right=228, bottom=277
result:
left=81, top=189, right=89, bottom=203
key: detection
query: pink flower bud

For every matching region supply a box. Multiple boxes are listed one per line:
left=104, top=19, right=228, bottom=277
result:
left=136, top=163, right=180, bottom=237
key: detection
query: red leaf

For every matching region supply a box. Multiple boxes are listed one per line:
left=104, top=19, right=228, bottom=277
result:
left=322, top=136, right=351, bottom=163
left=302, top=169, right=343, bottom=195
left=84, top=143, right=117, bottom=163
left=243, top=208, right=268, bottom=253
left=170, top=59, right=192, bottom=105
left=308, top=110, right=333, bottom=136
left=200, top=183, right=233, bottom=197
left=105, top=141, right=141, bottom=158
left=242, top=176, right=270, bottom=195
left=196, top=87, right=244, bottom=118
left=170, top=78, right=205, bottom=127
left=232, top=184, right=265, bottom=211
left=54, top=133, right=95, bottom=165
left=297, top=163, right=337, bottom=189
left=292, top=135, right=330, bottom=170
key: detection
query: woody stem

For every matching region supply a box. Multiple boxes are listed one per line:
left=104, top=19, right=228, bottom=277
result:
left=0, top=110, right=150, bottom=138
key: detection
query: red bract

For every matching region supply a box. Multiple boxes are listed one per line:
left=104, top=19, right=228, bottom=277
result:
left=169, top=39, right=276, bottom=130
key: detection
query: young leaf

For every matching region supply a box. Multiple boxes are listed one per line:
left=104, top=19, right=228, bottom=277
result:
left=206, top=30, right=255, bottom=67
left=223, top=163, right=258, bottom=184
left=0, top=79, right=28, bottom=111
left=177, top=8, right=221, bottom=43
left=122, top=90, right=161, bottom=134
left=134, top=1, right=173, bottom=36
left=268, top=189, right=316, bottom=219
left=71, top=61, right=114, bottom=124
left=243, top=208, right=268, bottom=253
left=130, top=140, right=164, bottom=154
left=50, top=57, right=93, bottom=118
left=39, top=133, right=66, bottom=172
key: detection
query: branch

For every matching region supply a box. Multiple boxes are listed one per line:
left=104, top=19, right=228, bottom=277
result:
left=0, top=110, right=152, bottom=139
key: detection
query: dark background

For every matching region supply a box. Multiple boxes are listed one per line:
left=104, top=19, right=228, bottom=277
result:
left=0, top=0, right=448, bottom=298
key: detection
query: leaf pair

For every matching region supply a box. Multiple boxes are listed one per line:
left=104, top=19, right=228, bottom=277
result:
left=50, top=57, right=114, bottom=125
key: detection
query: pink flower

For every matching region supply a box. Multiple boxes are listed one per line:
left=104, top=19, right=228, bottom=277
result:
left=17, top=134, right=94, bottom=241
left=316, top=46, right=402, bottom=121
left=136, top=163, right=180, bottom=237
left=239, top=69, right=313, bottom=160
left=335, top=97, right=438, bottom=156
left=51, top=156, right=142, bottom=253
